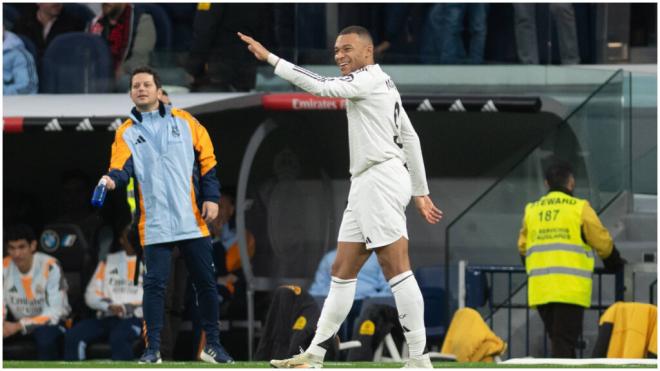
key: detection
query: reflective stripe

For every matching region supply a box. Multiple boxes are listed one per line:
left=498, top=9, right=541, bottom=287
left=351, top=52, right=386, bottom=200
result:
left=527, top=243, right=594, bottom=258
left=528, top=267, right=593, bottom=278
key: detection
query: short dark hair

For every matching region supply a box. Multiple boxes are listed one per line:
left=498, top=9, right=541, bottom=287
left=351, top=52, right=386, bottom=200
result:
left=544, top=160, right=574, bottom=189
left=338, top=25, right=373, bottom=44
left=4, top=224, right=37, bottom=244
left=129, top=66, right=162, bottom=89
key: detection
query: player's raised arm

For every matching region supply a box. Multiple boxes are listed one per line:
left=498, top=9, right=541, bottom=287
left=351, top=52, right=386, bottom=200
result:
left=238, top=32, right=371, bottom=99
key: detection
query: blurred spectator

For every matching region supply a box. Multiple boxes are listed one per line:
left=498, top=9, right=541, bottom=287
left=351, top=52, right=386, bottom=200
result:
left=209, top=192, right=256, bottom=305
left=13, top=3, right=87, bottom=62
left=373, top=4, right=431, bottom=64
left=513, top=3, right=580, bottom=64
left=185, top=3, right=270, bottom=92
left=421, top=3, right=489, bottom=64
left=63, top=223, right=144, bottom=361
left=3, top=224, right=71, bottom=360
left=3, top=28, right=38, bottom=95
left=88, top=3, right=156, bottom=83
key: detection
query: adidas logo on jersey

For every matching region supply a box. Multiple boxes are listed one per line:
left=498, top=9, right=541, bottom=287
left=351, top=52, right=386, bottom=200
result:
left=449, top=99, right=466, bottom=112
left=135, top=135, right=146, bottom=145
left=109, top=268, right=119, bottom=275
left=9, top=286, right=18, bottom=293
left=416, top=99, right=435, bottom=112
left=76, top=118, right=94, bottom=131
left=365, top=237, right=372, bottom=244
left=44, top=118, right=62, bottom=131
left=481, top=99, right=498, bottom=112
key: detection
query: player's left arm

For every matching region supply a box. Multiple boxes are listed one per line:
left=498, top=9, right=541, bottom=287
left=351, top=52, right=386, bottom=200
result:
left=400, top=109, right=443, bottom=224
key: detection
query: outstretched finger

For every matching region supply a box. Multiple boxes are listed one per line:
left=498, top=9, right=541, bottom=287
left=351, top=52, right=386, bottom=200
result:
left=237, top=32, right=253, bottom=43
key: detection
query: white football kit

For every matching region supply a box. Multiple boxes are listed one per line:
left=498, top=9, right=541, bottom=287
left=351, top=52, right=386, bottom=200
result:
left=273, top=58, right=430, bottom=248
left=85, top=250, right=144, bottom=318
left=3, top=252, right=71, bottom=334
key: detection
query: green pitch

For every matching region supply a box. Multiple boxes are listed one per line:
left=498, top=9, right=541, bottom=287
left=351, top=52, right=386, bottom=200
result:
left=3, top=361, right=656, bottom=368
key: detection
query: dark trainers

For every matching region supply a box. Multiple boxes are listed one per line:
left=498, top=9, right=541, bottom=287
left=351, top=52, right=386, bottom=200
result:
left=138, top=348, right=162, bottom=364
left=200, top=344, right=234, bottom=364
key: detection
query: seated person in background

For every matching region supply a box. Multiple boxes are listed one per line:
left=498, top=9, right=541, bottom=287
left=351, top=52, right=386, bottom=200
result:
left=3, top=224, right=71, bottom=360
left=255, top=249, right=391, bottom=361
left=13, top=3, right=87, bottom=62
left=88, top=3, right=156, bottom=85
left=210, top=191, right=256, bottom=303
left=63, top=222, right=144, bottom=361
left=3, top=26, right=39, bottom=95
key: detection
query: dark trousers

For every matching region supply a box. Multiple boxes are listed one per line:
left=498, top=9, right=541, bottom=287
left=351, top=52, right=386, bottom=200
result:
left=63, top=317, right=143, bottom=360
left=4, top=324, right=65, bottom=360
left=143, top=237, right=219, bottom=352
left=160, top=247, right=188, bottom=360
left=537, top=302, right=584, bottom=358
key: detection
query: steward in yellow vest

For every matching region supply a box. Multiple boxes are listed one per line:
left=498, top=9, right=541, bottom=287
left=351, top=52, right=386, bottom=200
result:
left=517, top=161, right=625, bottom=357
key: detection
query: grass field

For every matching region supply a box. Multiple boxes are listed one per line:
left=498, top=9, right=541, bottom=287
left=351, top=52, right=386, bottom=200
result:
left=3, top=361, right=657, bottom=368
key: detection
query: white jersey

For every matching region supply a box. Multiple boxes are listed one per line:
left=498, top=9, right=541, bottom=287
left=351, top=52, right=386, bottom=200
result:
left=3, top=252, right=71, bottom=334
left=85, top=250, right=144, bottom=318
left=274, top=59, right=430, bottom=196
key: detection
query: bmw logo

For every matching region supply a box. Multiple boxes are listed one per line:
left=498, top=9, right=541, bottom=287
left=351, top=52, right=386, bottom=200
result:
left=41, top=230, right=60, bottom=253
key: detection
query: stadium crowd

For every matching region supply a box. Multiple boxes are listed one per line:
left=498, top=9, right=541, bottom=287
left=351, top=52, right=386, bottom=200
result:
left=3, top=2, right=595, bottom=95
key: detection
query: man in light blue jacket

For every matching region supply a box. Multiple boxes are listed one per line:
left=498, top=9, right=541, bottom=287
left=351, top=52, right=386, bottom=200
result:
left=3, top=28, right=38, bottom=95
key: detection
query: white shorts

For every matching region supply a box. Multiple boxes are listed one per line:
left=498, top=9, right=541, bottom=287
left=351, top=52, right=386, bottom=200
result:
left=337, top=158, right=412, bottom=249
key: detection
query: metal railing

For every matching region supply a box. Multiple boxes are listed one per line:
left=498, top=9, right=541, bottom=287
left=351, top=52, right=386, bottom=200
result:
left=460, top=264, right=625, bottom=358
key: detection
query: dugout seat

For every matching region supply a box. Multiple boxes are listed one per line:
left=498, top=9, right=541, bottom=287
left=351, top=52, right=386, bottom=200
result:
left=38, top=223, right=96, bottom=321
left=41, top=32, right=113, bottom=93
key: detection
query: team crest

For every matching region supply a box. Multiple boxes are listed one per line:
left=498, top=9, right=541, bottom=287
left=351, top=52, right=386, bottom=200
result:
left=171, top=123, right=180, bottom=137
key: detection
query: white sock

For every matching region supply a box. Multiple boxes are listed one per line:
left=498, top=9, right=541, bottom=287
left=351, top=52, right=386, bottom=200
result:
left=306, top=276, right=357, bottom=358
left=389, top=270, right=427, bottom=358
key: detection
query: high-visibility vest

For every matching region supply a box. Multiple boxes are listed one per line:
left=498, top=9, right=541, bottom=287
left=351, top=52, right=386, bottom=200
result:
left=523, top=191, right=594, bottom=308
left=126, top=177, right=137, bottom=219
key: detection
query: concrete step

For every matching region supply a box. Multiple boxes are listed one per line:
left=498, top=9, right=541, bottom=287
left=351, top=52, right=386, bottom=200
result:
left=621, top=213, right=657, bottom=241
left=613, top=240, right=657, bottom=264
left=633, top=193, right=657, bottom=213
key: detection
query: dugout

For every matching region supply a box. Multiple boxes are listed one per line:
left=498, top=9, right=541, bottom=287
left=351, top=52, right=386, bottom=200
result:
left=4, top=91, right=566, bottom=358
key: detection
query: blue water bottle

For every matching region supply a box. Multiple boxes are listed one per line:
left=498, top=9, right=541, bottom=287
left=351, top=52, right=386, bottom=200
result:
left=91, top=178, right=108, bottom=208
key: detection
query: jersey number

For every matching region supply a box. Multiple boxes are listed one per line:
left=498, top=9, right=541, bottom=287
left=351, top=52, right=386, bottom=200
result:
left=393, top=102, right=403, bottom=148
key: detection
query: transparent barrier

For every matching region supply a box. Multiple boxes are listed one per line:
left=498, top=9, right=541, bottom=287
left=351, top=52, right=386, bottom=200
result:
left=446, top=69, right=629, bottom=266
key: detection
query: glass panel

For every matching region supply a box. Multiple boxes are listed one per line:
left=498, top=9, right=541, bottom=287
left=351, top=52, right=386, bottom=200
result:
left=446, top=69, right=628, bottom=265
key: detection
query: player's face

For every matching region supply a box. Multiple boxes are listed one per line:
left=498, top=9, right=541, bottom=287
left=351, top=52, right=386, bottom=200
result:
left=7, top=239, right=37, bottom=273
left=334, top=33, right=373, bottom=76
left=130, top=73, right=162, bottom=112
